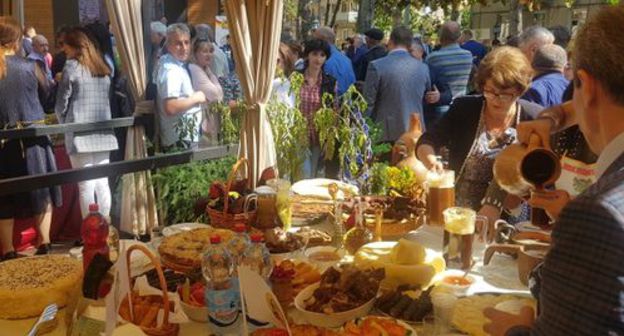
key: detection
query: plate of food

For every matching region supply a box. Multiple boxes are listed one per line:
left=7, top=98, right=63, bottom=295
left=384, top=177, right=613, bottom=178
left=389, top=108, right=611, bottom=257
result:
left=251, top=324, right=340, bottom=336
left=157, top=227, right=234, bottom=272
left=270, top=259, right=322, bottom=308
left=264, top=227, right=306, bottom=257
left=342, top=316, right=417, bottom=335
left=375, top=284, right=434, bottom=324
left=162, top=223, right=212, bottom=237
left=294, top=265, right=384, bottom=328
left=452, top=293, right=536, bottom=336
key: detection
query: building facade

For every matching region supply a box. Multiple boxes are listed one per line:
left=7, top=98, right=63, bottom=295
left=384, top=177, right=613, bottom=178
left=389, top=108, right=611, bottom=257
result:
left=470, top=0, right=607, bottom=40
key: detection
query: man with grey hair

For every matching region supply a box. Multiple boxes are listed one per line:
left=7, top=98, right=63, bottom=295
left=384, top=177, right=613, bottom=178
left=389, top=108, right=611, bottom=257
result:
left=194, top=23, right=230, bottom=78
left=28, top=35, right=53, bottom=82
left=518, top=26, right=555, bottom=63
left=424, top=21, right=473, bottom=126
left=148, top=21, right=167, bottom=90
left=156, top=23, right=206, bottom=151
left=522, top=44, right=569, bottom=108
left=313, top=26, right=355, bottom=95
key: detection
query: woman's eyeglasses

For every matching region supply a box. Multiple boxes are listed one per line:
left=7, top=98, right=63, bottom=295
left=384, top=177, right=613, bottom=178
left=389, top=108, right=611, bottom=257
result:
left=483, top=89, right=517, bottom=103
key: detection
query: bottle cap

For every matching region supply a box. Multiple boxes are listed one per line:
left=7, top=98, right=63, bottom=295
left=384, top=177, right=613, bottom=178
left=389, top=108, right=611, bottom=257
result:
left=233, top=224, right=246, bottom=233
left=88, top=203, right=99, bottom=212
left=210, top=235, right=221, bottom=244
left=250, top=233, right=263, bottom=243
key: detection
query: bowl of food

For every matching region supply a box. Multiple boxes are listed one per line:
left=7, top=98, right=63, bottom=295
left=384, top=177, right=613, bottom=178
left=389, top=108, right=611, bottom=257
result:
left=436, top=270, right=475, bottom=297
left=293, top=265, right=384, bottom=328
left=178, top=281, right=208, bottom=322
left=294, top=283, right=375, bottom=328
left=305, top=246, right=345, bottom=271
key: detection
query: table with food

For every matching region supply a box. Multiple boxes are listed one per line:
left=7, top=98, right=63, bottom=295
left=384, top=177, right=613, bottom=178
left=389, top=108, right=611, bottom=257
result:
left=0, top=132, right=554, bottom=336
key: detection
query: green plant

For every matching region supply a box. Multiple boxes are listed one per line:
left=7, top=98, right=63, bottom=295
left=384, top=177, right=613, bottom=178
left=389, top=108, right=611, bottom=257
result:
left=267, top=72, right=310, bottom=182
left=314, top=85, right=372, bottom=182
left=174, top=111, right=200, bottom=144
left=211, top=102, right=242, bottom=145
left=152, top=156, right=236, bottom=225
left=366, top=117, right=392, bottom=159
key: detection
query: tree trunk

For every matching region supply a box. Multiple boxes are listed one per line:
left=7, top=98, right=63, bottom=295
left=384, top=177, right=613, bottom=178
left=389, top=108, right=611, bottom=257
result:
left=330, top=0, right=343, bottom=28
left=324, top=0, right=332, bottom=26
left=509, top=0, right=523, bottom=36
left=356, top=0, right=375, bottom=33
left=392, top=8, right=403, bottom=27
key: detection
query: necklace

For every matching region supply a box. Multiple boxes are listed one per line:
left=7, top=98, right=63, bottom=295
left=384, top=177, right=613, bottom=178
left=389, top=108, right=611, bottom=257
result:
left=456, top=101, right=521, bottom=184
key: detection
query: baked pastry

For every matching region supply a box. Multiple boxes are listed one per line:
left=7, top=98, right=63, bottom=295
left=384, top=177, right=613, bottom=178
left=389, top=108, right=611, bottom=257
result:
left=0, top=255, right=82, bottom=319
left=158, top=228, right=233, bottom=269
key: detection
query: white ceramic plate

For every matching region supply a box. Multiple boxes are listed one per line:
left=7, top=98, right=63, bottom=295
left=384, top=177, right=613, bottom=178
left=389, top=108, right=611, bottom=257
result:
left=162, top=223, right=212, bottom=237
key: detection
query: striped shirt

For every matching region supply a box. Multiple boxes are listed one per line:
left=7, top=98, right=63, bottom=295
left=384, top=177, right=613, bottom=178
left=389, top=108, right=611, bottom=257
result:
left=425, top=43, right=473, bottom=100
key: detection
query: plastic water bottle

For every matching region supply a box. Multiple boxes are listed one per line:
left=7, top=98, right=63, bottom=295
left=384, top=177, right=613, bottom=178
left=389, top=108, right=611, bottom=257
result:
left=81, top=203, right=109, bottom=271
left=241, top=233, right=273, bottom=280
left=227, top=224, right=250, bottom=273
left=203, top=235, right=241, bottom=334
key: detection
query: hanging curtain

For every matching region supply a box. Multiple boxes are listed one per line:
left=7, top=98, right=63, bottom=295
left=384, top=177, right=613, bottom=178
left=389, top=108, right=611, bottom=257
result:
left=105, top=0, right=157, bottom=236
left=225, top=0, right=281, bottom=187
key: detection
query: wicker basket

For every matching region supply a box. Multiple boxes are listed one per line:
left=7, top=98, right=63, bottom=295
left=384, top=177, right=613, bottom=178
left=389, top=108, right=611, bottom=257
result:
left=118, top=245, right=180, bottom=336
left=206, top=158, right=257, bottom=229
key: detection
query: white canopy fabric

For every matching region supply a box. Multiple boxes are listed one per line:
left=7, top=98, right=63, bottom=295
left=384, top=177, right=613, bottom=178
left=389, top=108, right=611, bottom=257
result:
left=225, top=0, right=281, bottom=187
left=105, top=0, right=158, bottom=236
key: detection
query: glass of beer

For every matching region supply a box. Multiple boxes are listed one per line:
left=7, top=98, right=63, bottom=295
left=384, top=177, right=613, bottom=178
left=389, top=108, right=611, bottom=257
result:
left=427, top=170, right=455, bottom=226
left=442, top=207, right=488, bottom=269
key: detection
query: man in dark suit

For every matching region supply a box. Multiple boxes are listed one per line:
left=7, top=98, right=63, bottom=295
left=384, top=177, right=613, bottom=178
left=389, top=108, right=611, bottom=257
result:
left=364, top=26, right=431, bottom=142
left=484, top=5, right=624, bottom=335
left=355, top=28, right=386, bottom=81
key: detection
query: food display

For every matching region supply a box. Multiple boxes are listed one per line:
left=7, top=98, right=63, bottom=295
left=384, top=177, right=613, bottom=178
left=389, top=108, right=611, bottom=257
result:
left=157, top=227, right=234, bottom=270
left=264, top=227, right=305, bottom=254
left=178, top=280, right=206, bottom=307
left=142, top=268, right=190, bottom=292
left=291, top=178, right=359, bottom=200
left=271, top=260, right=322, bottom=307
left=354, top=240, right=445, bottom=289
left=452, top=294, right=537, bottom=336
left=0, top=255, right=82, bottom=319
left=303, top=265, right=384, bottom=314
left=295, top=227, right=332, bottom=247
left=251, top=325, right=340, bottom=336
left=118, top=293, right=175, bottom=329
left=343, top=316, right=416, bottom=336
left=375, top=285, right=433, bottom=322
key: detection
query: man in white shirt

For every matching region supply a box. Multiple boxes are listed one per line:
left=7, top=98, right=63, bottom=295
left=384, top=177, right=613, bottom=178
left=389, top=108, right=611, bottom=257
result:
left=156, top=23, right=206, bottom=151
left=486, top=5, right=624, bottom=335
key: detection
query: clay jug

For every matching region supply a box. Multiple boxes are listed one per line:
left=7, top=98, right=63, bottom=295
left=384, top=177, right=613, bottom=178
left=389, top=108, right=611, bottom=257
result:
left=493, top=134, right=561, bottom=197
left=393, top=114, right=428, bottom=183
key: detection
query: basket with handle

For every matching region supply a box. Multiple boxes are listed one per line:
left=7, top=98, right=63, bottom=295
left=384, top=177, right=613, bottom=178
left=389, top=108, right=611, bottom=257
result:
left=206, top=157, right=257, bottom=229
left=118, top=244, right=180, bottom=336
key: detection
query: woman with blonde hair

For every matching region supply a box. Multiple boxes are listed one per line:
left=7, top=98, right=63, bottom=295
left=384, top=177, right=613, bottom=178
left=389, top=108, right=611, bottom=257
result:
left=189, top=37, right=224, bottom=146
left=0, top=17, right=61, bottom=259
left=55, top=27, right=118, bottom=221
left=416, top=47, right=542, bottom=225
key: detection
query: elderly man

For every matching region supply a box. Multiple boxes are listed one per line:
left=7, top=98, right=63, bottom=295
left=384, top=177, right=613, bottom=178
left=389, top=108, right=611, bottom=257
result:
left=355, top=28, right=386, bottom=82
left=518, top=26, right=554, bottom=63
left=347, top=34, right=367, bottom=66
left=156, top=23, right=206, bottom=151
left=485, top=5, right=624, bottom=335
left=522, top=44, right=569, bottom=108
left=460, top=29, right=487, bottom=66
left=364, top=26, right=431, bottom=142
left=425, top=21, right=473, bottom=124
left=27, top=35, right=53, bottom=82
left=148, top=21, right=166, bottom=87
left=195, top=24, right=230, bottom=78
left=313, top=26, right=356, bottom=95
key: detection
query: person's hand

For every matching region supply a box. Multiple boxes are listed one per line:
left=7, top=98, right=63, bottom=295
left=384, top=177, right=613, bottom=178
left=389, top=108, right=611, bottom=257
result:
left=478, top=204, right=500, bottom=242
left=425, top=85, right=440, bottom=104
left=516, top=118, right=552, bottom=150
left=483, top=306, right=535, bottom=336
left=528, top=189, right=570, bottom=221
left=54, top=72, right=63, bottom=82
left=191, top=91, right=206, bottom=104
